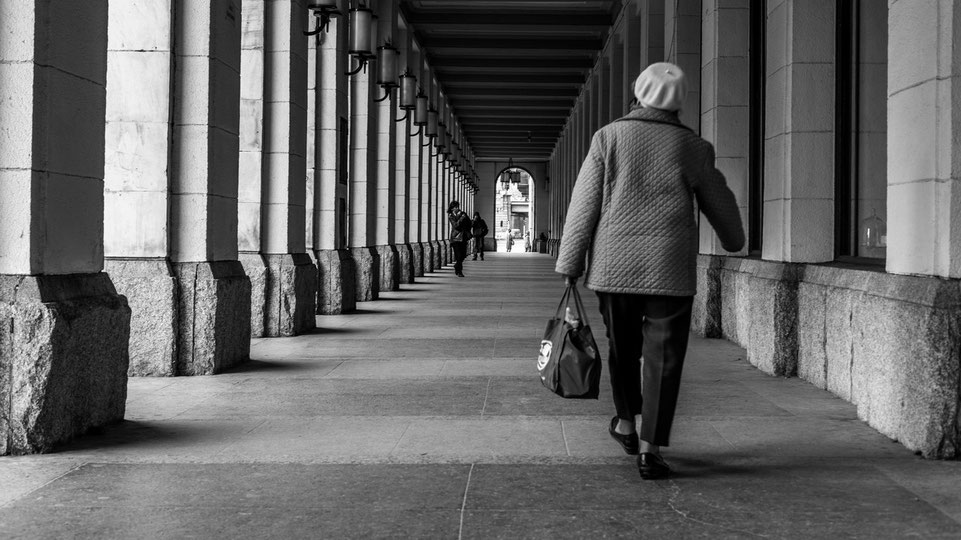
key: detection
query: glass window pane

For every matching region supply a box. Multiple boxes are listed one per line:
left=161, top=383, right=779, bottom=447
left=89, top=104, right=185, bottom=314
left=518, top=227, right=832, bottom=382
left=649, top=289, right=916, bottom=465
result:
left=855, top=5, right=887, bottom=259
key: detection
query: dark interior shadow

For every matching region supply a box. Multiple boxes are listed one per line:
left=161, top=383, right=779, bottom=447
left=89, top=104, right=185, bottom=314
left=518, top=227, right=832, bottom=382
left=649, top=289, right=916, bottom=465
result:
left=301, top=326, right=364, bottom=335
left=54, top=420, right=198, bottom=453
left=222, top=359, right=318, bottom=374
left=345, top=308, right=391, bottom=316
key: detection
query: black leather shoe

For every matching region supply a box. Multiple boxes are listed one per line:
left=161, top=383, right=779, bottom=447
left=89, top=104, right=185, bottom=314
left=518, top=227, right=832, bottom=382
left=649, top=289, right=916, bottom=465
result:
left=637, top=453, right=671, bottom=480
left=608, top=417, right=639, bottom=455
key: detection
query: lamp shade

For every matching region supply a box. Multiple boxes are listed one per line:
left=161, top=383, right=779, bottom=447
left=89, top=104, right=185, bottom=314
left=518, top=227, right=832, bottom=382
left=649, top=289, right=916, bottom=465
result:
left=348, top=7, right=373, bottom=56
left=426, top=109, right=438, bottom=136
left=434, top=123, right=446, bottom=148
left=376, top=43, right=399, bottom=87
left=308, top=0, right=338, bottom=9
left=399, top=72, right=417, bottom=110
left=414, top=95, right=428, bottom=125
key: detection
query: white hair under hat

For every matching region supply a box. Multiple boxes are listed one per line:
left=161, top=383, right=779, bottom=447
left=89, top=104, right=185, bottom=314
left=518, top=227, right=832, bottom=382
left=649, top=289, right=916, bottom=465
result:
left=633, top=62, right=687, bottom=112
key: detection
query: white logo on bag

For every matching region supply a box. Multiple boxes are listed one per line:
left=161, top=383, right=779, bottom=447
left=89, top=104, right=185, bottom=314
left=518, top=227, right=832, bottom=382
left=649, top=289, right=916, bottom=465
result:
left=536, top=340, right=552, bottom=371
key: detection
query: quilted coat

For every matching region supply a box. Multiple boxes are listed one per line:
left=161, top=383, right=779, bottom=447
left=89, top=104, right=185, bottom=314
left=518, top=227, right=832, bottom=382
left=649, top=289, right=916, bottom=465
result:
left=555, top=107, right=745, bottom=296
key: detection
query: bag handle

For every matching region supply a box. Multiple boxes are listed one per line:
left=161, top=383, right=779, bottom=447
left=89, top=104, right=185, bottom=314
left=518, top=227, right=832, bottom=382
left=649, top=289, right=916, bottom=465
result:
left=569, top=284, right=591, bottom=326
left=553, top=284, right=573, bottom=320
left=554, top=283, right=591, bottom=326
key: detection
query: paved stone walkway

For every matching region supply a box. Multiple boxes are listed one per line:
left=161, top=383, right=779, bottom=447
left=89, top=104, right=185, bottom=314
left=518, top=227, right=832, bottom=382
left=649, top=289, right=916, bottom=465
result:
left=2, top=252, right=961, bottom=538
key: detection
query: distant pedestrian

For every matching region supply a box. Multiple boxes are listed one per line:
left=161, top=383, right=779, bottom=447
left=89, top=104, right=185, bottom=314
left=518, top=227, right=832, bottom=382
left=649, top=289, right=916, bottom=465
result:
left=447, top=201, right=472, bottom=277
left=504, top=230, right=514, bottom=252
left=524, top=231, right=532, bottom=252
left=555, top=62, right=745, bottom=480
left=471, top=212, right=489, bottom=261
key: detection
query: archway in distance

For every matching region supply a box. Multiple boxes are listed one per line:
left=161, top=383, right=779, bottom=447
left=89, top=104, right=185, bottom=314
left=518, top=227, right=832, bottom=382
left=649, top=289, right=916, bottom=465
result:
left=492, top=166, right=535, bottom=253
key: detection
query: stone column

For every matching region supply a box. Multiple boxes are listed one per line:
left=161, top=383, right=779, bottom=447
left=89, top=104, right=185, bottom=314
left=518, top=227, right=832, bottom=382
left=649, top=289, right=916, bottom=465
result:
left=610, top=30, right=626, bottom=118
left=349, top=16, right=380, bottom=302
left=693, top=0, right=751, bottom=338
left=238, top=0, right=269, bottom=337
left=663, top=0, right=701, bottom=131
left=259, top=0, right=316, bottom=335
left=0, top=1, right=130, bottom=454
left=408, top=49, right=424, bottom=277
left=313, top=15, right=356, bottom=314
left=169, top=0, right=251, bottom=375
left=699, top=0, right=750, bottom=256
left=374, top=1, right=399, bottom=293
left=419, top=72, right=434, bottom=272
left=394, top=32, right=415, bottom=284
left=623, top=3, right=641, bottom=114
left=762, top=0, right=835, bottom=263
left=639, top=0, right=665, bottom=68
left=103, top=0, right=178, bottom=376
left=886, top=0, right=961, bottom=278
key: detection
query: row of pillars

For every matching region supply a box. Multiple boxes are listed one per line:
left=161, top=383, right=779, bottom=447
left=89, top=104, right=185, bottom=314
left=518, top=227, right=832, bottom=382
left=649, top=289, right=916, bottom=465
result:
left=547, top=0, right=665, bottom=254
left=550, top=0, right=961, bottom=278
left=0, top=1, right=474, bottom=453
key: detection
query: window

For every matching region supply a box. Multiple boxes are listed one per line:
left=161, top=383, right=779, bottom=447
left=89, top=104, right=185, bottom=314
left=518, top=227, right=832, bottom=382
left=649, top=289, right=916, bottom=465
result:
left=748, top=0, right=766, bottom=254
left=835, top=1, right=887, bottom=260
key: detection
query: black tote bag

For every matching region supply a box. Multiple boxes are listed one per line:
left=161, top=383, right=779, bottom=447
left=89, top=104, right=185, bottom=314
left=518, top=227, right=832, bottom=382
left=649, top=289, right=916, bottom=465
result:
left=536, top=284, right=602, bottom=399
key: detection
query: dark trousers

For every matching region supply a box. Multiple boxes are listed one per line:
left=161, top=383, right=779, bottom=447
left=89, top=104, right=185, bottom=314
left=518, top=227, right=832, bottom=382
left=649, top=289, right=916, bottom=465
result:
left=451, top=241, right=467, bottom=274
left=473, top=236, right=485, bottom=259
left=597, top=292, right=694, bottom=447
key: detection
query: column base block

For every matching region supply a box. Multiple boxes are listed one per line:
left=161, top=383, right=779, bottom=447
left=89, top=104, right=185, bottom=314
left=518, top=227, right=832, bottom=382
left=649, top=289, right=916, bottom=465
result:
left=105, top=259, right=178, bottom=376
left=377, top=245, right=399, bottom=293
left=239, top=253, right=268, bottom=338
left=441, top=240, right=451, bottom=266
left=430, top=240, right=443, bottom=270
left=351, top=247, right=380, bottom=302
left=0, top=273, right=130, bottom=455
left=173, top=261, right=251, bottom=376
left=397, top=243, right=415, bottom=284
left=410, top=242, right=424, bottom=277
left=315, top=249, right=356, bottom=315
left=264, top=253, right=317, bottom=337
left=421, top=242, right=435, bottom=273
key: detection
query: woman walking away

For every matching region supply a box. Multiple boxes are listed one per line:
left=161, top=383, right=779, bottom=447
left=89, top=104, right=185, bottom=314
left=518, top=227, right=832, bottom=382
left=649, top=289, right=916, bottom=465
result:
left=471, top=212, right=489, bottom=261
left=555, top=62, right=744, bottom=480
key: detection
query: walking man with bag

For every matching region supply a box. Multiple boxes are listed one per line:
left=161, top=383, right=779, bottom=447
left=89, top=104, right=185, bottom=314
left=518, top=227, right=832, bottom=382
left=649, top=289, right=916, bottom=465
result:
left=555, top=63, right=745, bottom=480
left=447, top=201, right=472, bottom=277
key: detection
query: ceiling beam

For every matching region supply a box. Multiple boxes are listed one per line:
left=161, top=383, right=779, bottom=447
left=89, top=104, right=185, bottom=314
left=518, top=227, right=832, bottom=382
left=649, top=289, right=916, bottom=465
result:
left=455, top=109, right=570, bottom=117
left=403, top=12, right=614, bottom=27
left=452, top=100, right=574, bottom=110
left=427, top=57, right=594, bottom=69
left=445, top=87, right=579, bottom=97
left=437, top=73, right=585, bottom=86
left=419, top=37, right=603, bottom=50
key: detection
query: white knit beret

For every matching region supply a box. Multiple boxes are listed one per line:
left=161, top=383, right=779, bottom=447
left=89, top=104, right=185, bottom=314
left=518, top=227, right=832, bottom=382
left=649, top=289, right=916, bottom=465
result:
left=633, top=62, right=687, bottom=112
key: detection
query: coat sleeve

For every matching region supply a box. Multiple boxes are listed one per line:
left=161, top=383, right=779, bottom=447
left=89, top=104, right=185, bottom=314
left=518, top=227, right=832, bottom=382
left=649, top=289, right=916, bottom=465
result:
left=555, top=132, right=606, bottom=277
left=692, top=143, right=746, bottom=253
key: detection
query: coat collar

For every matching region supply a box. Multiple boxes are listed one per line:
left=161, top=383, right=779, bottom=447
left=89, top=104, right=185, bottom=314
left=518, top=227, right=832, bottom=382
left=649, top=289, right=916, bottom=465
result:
left=622, top=105, right=683, bottom=126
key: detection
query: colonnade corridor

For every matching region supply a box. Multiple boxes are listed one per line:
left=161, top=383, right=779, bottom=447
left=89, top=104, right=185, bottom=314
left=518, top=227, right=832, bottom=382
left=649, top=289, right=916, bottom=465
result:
left=0, top=254, right=958, bottom=538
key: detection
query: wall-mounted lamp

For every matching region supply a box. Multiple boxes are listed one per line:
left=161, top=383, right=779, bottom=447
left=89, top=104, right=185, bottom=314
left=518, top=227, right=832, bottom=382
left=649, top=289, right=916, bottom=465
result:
left=373, top=41, right=399, bottom=102
left=346, top=5, right=375, bottom=76
left=304, top=0, right=340, bottom=36
left=422, top=105, right=437, bottom=146
left=395, top=71, right=417, bottom=122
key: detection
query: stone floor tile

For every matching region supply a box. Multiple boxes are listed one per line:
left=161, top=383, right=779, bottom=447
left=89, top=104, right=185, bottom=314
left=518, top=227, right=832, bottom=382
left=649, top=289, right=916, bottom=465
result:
left=220, top=417, right=412, bottom=461
left=391, top=418, right=569, bottom=460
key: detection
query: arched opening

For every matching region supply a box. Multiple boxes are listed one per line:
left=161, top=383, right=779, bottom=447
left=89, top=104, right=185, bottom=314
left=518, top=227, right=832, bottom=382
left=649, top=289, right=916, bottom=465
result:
left=494, top=166, right=536, bottom=253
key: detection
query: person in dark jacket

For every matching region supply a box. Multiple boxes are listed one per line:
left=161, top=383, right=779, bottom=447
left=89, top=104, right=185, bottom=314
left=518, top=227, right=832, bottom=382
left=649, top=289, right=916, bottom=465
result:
left=447, top=201, right=472, bottom=277
left=556, top=62, right=745, bottom=480
left=471, top=212, right=489, bottom=261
